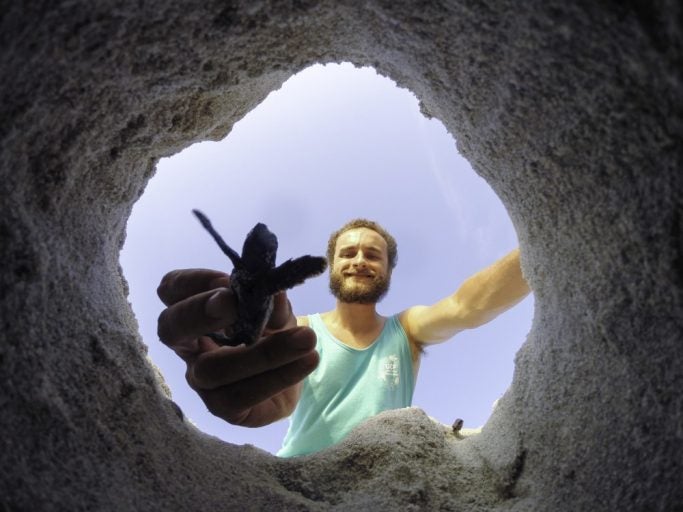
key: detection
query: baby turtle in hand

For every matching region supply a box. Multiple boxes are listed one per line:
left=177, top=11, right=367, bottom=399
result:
left=193, top=209, right=327, bottom=346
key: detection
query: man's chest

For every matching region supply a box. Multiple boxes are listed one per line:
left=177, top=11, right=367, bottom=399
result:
left=323, top=321, right=386, bottom=349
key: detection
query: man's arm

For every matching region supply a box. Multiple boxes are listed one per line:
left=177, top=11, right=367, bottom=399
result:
left=400, top=248, right=530, bottom=347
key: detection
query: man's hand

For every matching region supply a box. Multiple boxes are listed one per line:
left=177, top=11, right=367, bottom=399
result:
left=157, top=269, right=319, bottom=427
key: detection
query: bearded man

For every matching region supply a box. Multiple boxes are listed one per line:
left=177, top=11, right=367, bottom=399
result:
left=156, top=219, right=530, bottom=457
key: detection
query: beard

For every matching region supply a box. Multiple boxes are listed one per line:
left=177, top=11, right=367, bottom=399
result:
left=329, top=271, right=391, bottom=304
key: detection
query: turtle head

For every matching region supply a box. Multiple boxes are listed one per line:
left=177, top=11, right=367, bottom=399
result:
left=242, top=223, right=278, bottom=273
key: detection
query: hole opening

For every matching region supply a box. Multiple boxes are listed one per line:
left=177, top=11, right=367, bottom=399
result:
left=120, top=62, right=534, bottom=454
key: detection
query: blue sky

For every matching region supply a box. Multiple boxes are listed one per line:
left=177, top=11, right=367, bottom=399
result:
left=120, top=63, right=534, bottom=454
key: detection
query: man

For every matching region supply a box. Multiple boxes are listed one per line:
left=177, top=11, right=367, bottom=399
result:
left=157, top=219, right=530, bottom=457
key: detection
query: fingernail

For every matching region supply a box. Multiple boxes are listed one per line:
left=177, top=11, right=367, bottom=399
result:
left=206, top=290, right=228, bottom=319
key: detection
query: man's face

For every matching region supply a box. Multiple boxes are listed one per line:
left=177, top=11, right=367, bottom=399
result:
left=329, top=227, right=391, bottom=304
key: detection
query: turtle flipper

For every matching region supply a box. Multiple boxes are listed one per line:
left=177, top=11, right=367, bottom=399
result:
left=265, top=256, right=327, bottom=294
left=192, top=209, right=242, bottom=269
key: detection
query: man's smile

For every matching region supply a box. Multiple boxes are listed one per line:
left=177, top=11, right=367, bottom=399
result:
left=344, top=272, right=373, bottom=279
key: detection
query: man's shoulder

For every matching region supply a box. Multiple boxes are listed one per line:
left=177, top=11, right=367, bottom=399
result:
left=397, top=307, right=426, bottom=345
left=396, top=307, right=418, bottom=329
left=297, top=313, right=329, bottom=327
left=296, top=315, right=310, bottom=327
left=296, top=311, right=333, bottom=328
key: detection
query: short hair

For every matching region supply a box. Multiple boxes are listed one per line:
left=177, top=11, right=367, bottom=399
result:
left=326, top=219, right=398, bottom=270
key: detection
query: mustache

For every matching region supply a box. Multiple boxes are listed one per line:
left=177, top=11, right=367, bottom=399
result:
left=343, top=269, right=375, bottom=276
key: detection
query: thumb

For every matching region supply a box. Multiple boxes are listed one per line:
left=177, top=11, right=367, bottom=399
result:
left=197, top=336, right=221, bottom=353
left=266, top=292, right=296, bottom=331
left=179, top=335, right=220, bottom=365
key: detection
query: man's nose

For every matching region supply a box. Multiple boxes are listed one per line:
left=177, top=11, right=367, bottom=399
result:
left=351, top=253, right=367, bottom=266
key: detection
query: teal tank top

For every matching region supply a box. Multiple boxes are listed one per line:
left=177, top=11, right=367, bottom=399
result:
left=277, top=313, right=415, bottom=457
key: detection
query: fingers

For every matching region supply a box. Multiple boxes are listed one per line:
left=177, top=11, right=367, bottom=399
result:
left=190, top=327, right=316, bottom=388
left=157, top=269, right=230, bottom=306
left=188, top=327, right=318, bottom=425
left=157, top=287, right=236, bottom=356
left=264, top=292, right=296, bottom=332
left=195, top=347, right=319, bottom=425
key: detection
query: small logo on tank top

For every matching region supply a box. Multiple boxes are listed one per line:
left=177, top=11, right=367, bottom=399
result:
left=379, top=354, right=400, bottom=389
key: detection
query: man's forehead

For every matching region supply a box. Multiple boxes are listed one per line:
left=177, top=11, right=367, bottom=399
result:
left=336, top=228, right=387, bottom=250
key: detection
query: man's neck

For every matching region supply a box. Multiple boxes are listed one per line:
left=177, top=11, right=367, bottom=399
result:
left=325, top=301, right=384, bottom=336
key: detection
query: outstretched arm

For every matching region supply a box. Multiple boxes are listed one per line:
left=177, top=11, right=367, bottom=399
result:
left=400, top=248, right=530, bottom=347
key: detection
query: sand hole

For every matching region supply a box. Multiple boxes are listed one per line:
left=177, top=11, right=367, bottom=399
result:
left=120, top=62, right=533, bottom=454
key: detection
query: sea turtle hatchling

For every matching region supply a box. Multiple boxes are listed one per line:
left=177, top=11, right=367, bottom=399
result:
left=193, top=209, right=327, bottom=346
